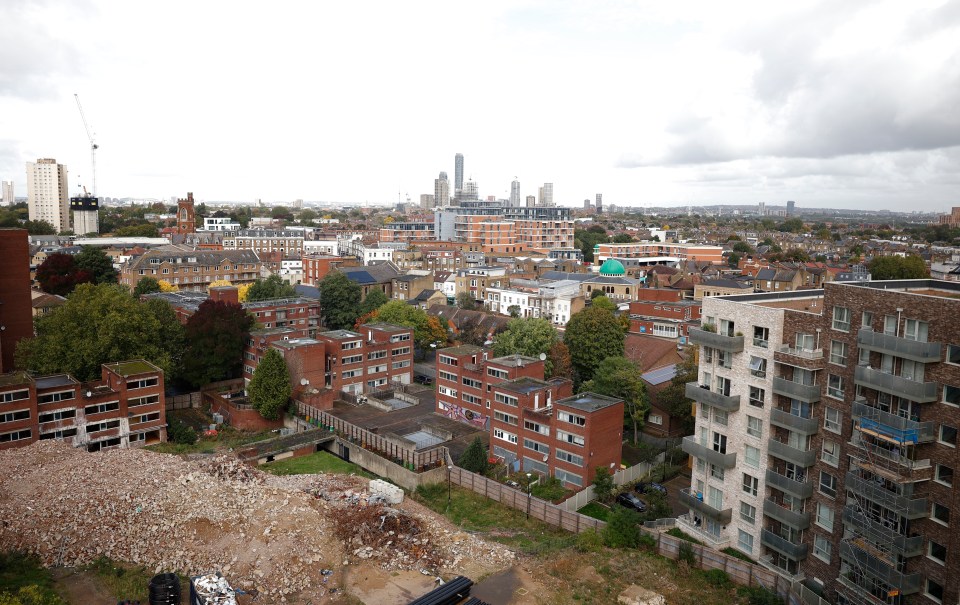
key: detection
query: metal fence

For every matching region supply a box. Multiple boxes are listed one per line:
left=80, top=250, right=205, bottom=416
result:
left=297, top=402, right=447, bottom=471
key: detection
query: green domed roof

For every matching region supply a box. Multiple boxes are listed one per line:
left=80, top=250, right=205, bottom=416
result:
left=599, top=259, right=625, bottom=276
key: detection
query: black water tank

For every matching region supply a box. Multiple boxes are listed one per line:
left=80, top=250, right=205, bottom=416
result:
left=148, top=573, right=181, bottom=605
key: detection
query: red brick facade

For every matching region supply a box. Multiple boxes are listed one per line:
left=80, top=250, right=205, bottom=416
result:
left=0, top=229, right=33, bottom=373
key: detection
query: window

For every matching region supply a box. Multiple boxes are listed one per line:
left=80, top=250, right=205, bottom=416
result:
left=713, top=432, right=727, bottom=454
left=494, top=411, right=518, bottom=425
left=796, top=333, right=815, bottom=351
left=558, top=411, right=586, bottom=426
left=0, top=389, right=29, bottom=403
left=753, top=326, right=769, bottom=348
left=392, top=346, right=411, bottom=356
left=813, top=535, right=832, bottom=562
left=713, top=410, right=728, bottom=426
left=438, top=385, right=458, bottom=398
left=945, top=385, right=960, bottom=406
left=649, top=414, right=663, bottom=425
left=438, top=354, right=457, bottom=366
left=936, top=464, right=954, bottom=486
left=926, top=579, right=944, bottom=603
left=940, top=424, right=958, bottom=447
left=556, top=448, right=584, bottom=466
left=439, top=370, right=458, bottom=382
left=0, top=409, right=29, bottom=423
left=523, top=438, right=548, bottom=454
left=462, top=393, right=482, bottom=405
left=37, top=391, right=75, bottom=404
left=738, top=530, right=754, bottom=553
left=38, top=409, right=75, bottom=423
left=861, top=311, right=873, bottom=329
left=904, top=318, right=928, bottom=342
left=84, top=401, right=119, bottom=415
left=821, top=440, right=840, bottom=466
left=827, top=374, right=844, bottom=399
left=832, top=306, right=850, bottom=331
left=740, top=502, right=756, bottom=525
left=948, top=345, right=960, bottom=365
left=554, top=469, right=582, bottom=487
left=341, top=354, right=363, bottom=365
left=749, top=356, right=767, bottom=379
left=711, top=464, right=725, bottom=481
left=493, top=428, right=517, bottom=444
left=367, top=350, right=387, bottom=360
left=819, top=471, right=837, bottom=498
left=824, top=407, right=841, bottom=433
left=462, top=377, right=482, bottom=389
left=929, top=541, right=947, bottom=565
left=742, top=473, right=758, bottom=496
left=717, top=351, right=732, bottom=369
left=746, top=415, right=763, bottom=439
left=524, top=420, right=549, bottom=436
left=494, top=392, right=518, bottom=407
left=0, top=429, right=31, bottom=443
left=749, top=386, right=765, bottom=408
left=703, top=347, right=713, bottom=363
left=883, top=314, right=897, bottom=335
left=816, top=503, right=834, bottom=531
left=829, top=340, right=847, bottom=366
left=556, top=430, right=584, bottom=446
left=487, top=367, right=509, bottom=380
left=745, top=445, right=760, bottom=468
left=932, top=503, right=950, bottom=526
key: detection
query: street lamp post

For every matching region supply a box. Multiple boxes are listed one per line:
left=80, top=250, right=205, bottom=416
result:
left=447, top=465, right=453, bottom=511
left=525, top=472, right=532, bottom=519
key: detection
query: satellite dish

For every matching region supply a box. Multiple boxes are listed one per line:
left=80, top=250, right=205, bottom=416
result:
left=539, top=353, right=546, bottom=361
left=300, top=378, right=309, bottom=386
left=542, top=454, right=548, bottom=462
left=86, top=390, right=92, bottom=398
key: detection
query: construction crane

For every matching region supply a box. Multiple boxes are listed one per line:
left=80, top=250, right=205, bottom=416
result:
left=74, top=93, right=99, bottom=196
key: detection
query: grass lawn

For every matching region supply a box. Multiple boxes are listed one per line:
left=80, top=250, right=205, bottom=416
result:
left=0, top=552, right=63, bottom=603
left=85, top=557, right=183, bottom=602
left=146, top=409, right=275, bottom=455
left=261, top=451, right=374, bottom=478
left=577, top=501, right=611, bottom=521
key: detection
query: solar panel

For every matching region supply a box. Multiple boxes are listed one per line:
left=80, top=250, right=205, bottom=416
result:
left=642, top=364, right=678, bottom=386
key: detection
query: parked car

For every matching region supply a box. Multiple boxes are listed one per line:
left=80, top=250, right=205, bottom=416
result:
left=635, top=481, right=667, bottom=496
left=414, top=374, right=433, bottom=385
left=615, top=492, right=647, bottom=513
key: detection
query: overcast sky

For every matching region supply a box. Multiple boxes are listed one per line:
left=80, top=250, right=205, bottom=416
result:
left=2, top=0, right=959, bottom=211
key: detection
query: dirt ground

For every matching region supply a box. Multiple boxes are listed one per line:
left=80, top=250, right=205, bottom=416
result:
left=50, top=568, right=117, bottom=605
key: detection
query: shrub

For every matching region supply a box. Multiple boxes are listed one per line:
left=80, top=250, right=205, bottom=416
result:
left=167, top=419, right=198, bottom=445
left=736, top=586, right=784, bottom=605
left=575, top=528, right=604, bottom=553
left=602, top=506, right=642, bottom=548
left=721, top=547, right=757, bottom=563
left=678, top=540, right=696, bottom=565
left=702, top=569, right=731, bottom=588
left=667, top=527, right=703, bottom=544
left=637, top=532, right=657, bottom=552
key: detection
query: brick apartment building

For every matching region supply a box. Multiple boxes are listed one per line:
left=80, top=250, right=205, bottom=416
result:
left=594, top=242, right=724, bottom=265
left=0, top=360, right=166, bottom=452
left=682, top=280, right=960, bottom=605
left=221, top=229, right=304, bottom=257
left=628, top=292, right=702, bottom=341
left=120, top=246, right=262, bottom=291
left=0, top=229, right=33, bottom=373
left=243, top=323, right=415, bottom=397
left=434, top=345, right=624, bottom=488
left=302, top=254, right=359, bottom=285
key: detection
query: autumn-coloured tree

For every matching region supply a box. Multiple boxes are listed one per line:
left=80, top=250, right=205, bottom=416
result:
left=35, top=253, right=93, bottom=296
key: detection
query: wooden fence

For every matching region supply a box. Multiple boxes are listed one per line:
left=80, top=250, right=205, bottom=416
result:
left=297, top=402, right=447, bottom=471
left=561, top=453, right=665, bottom=511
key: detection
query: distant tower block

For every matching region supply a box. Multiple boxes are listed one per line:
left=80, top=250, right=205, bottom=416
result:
left=70, top=195, right=100, bottom=235
left=786, top=200, right=796, bottom=216
left=177, top=192, right=196, bottom=234
left=510, top=179, right=521, bottom=207
left=454, top=153, right=464, bottom=196
left=595, top=193, right=602, bottom=214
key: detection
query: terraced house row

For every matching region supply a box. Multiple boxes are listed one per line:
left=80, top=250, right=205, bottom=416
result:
left=682, top=280, right=960, bottom=605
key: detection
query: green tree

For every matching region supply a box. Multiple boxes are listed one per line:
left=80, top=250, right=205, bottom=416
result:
left=611, top=233, right=634, bottom=243
left=35, top=253, right=92, bottom=296
left=590, top=289, right=606, bottom=300
left=0, top=585, right=66, bottom=605
left=248, top=348, right=291, bottom=420
left=777, top=218, right=804, bottom=233
left=592, top=466, right=616, bottom=503
left=245, top=274, right=297, bottom=302
left=564, top=306, right=625, bottom=383
left=358, top=288, right=389, bottom=317
left=458, top=436, right=489, bottom=474
left=456, top=292, right=480, bottom=310
left=74, top=246, right=118, bottom=284
left=374, top=300, right=448, bottom=353
left=591, top=295, right=616, bottom=312
left=15, top=284, right=184, bottom=381
left=732, top=241, right=753, bottom=254
left=182, top=299, right=255, bottom=387
left=297, top=208, right=318, bottom=224
left=547, top=341, right=573, bottom=379
left=603, top=506, right=643, bottom=548
left=492, top=318, right=558, bottom=372
left=133, top=276, right=161, bottom=297
left=728, top=252, right=741, bottom=268
left=319, top=271, right=362, bottom=330
left=868, top=255, right=929, bottom=280
left=639, top=488, right=671, bottom=522
left=114, top=223, right=159, bottom=237
left=24, top=220, right=55, bottom=235
left=583, top=356, right=649, bottom=444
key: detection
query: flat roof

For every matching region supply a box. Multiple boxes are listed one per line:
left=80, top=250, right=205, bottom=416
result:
left=438, top=344, right=483, bottom=356
left=556, top=391, right=622, bottom=412
left=34, top=374, right=78, bottom=389
left=489, top=354, right=541, bottom=368
left=273, top=338, right=321, bottom=349
left=495, top=376, right=550, bottom=394
left=0, top=372, right=32, bottom=389
left=104, top=360, right=160, bottom=376
left=362, top=322, right=409, bottom=333
left=835, top=279, right=960, bottom=301
left=321, top=329, right=361, bottom=340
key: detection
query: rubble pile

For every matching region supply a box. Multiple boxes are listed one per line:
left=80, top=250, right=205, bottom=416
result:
left=331, top=504, right=441, bottom=570
left=198, top=455, right=264, bottom=484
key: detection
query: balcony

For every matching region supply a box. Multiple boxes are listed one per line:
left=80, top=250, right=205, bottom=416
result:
left=857, top=328, right=942, bottom=363
left=679, top=488, right=732, bottom=524
left=844, top=472, right=928, bottom=519
left=853, top=365, right=938, bottom=403
left=839, top=542, right=922, bottom=595
left=685, top=382, right=740, bottom=412
left=851, top=400, right=936, bottom=445
left=766, top=469, right=814, bottom=499
left=772, top=377, right=821, bottom=403
left=763, top=499, right=812, bottom=530
left=841, top=508, right=923, bottom=556
left=675, top=514, right=731, bottom=547
left=774, top=345, right=825, bottom=371
left=760, top=528, right=808, bottom=560
left=768, top=437, right=816, bottom=467
left=681, top=436, right=737, bottom=469
left=688, top=328, right=744, bottom=353
left=770, top=408, right=819, bottom=435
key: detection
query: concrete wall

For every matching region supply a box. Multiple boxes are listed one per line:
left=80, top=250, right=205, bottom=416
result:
left=324, top=437, right=447, bottom=491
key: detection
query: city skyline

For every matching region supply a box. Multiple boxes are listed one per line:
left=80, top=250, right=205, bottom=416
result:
left=1, top=1, right=958, bottom=211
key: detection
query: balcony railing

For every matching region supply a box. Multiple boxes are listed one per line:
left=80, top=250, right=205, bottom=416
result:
left=681, top=436, right=737, bottom=469
left=839, top=542, right=922, bottom=595
left=857, top=328, right=942, bottom=363
left=851, top=400, right=936, bottom=445
left=688, top=328, right=744, bottom=353
left=772, top=377, right=821, bottom=403
left=849, top=438, right=931, bottom=474
left=770, top=408, right=819, bottom=435
left=679, top=488, right=732, bottom=524
left=853, top=365, right=938, bottom=403
left=763, top=499, right=812, bottom=530
left=760, top=528, right=808, bottom=560
left=675, top=514, right=731, bottom=547
left=768, top=437, right=816, bottom=467
left=844, top=472, right=928, bottom=519
left=766, top=469, right=814, bottom=499
left=685, top=382, right=741, bottom=412
left=841, top=507, right=923, bottom=557
left=777, top=345, right=824, bottom=361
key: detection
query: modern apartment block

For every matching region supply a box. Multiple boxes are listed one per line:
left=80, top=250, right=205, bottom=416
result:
left=0, top=360, right=166, bottom=452
left=594, top=242, right=724, bottom=265
left=683, top=280, right=960, bottom=605
left=26, top=158, right=69, bottom=232
left=434, top=345, right=624, bottom=488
